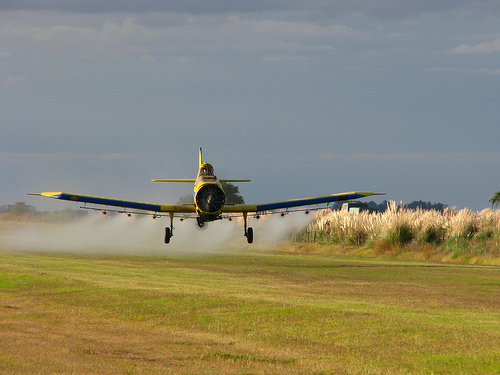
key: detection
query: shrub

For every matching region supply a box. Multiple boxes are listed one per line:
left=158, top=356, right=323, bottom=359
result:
left=422, top=225, right=445, bottom=244
left=347, top=228, right=368, bottom=246
left=387, top=222, right=413, bottom=246
left=475, top=228, right=494, bottom=241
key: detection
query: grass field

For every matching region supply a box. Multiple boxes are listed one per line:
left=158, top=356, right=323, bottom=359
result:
left=1, top=250, right=499, bottom=374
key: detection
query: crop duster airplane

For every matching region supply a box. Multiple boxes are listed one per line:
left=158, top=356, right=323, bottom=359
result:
left=29, top=148, right=384, bottom=244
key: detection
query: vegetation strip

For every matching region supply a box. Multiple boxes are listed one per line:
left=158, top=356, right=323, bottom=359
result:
left=292, top=202, right=500, bottom=264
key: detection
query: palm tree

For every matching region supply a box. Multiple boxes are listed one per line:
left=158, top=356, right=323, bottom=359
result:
left=489, top=190, right=500, bottom=208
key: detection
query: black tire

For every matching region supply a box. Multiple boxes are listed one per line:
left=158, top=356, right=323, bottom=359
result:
left=165, top=227, right=171, bottom=244
left=246, top=227, right=253, bottom=244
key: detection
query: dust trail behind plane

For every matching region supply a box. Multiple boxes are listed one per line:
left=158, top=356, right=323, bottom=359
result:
left=1, top=212, right=315, bottom=256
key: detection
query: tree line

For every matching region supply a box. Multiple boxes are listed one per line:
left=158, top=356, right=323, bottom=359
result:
left=330, top=200, right=448, bottom=213
left=0, top=202, right=88, bottom=222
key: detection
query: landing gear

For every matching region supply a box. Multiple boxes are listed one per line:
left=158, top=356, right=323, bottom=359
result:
left=243, top=212, right=254, bottom=244
left=246, top=227, right=253, bottom=244
left=164, top=227, right=171, bottom=244
left=165, top=212, right=174, bottom=244
left=197, top=217, right=205, bottom=228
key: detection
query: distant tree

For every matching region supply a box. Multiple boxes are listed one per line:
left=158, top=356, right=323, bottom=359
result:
left=336, top=200, right=447, bottom=213
left=377, top=200, right=389, bottom=212
left=489, top=190, right=500, bottom=208
left=0, top=204, right=13, bottom=213
left=11, top=201, right=33, bottom=215
left=406, top=200, right=447, bottom=212
left=221, top=182, right=245, bottom=204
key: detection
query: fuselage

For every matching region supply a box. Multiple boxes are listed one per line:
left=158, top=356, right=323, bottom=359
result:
left=194, top=162, right=226, bottom=222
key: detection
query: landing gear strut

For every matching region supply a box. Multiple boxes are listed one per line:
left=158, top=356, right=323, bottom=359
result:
left=165, top=212, right=174, bottom=244
left=196, top=217, right=205, bottom=228
left=243, top=212, right=253, bottom=244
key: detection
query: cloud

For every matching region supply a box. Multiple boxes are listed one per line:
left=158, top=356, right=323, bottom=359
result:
left=448, top=38, right=500, bottom=54
left=425, top=67, right=500, bottom=75
left=174, top=56, right=193, bottom=63
left=5, top=75, right=27, bottom=82
left=101, top=153, right=124, bottom=161
left=2, top=1, right=499, bottom=18
left=142, top=54, right=156, bottom=63
left=1, top=14, right=357, bottom=57
left=261, top=55, right=310, bottom=63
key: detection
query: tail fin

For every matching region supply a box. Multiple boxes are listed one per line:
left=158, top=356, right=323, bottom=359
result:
left=199, top=147, right=203, bottom=167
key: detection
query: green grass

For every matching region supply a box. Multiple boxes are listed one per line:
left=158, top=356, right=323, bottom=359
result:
left=1, top=250, right=499, bottom=374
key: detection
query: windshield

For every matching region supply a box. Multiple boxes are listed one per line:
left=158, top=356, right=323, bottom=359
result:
left=199, top=164, right=215, bottom=177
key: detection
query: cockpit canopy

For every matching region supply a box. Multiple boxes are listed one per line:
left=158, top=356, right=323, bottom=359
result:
left=198, top=163, right=215, bottom=178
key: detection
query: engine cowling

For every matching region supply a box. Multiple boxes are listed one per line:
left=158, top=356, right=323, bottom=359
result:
left=195, top=184, right=225, bottom=214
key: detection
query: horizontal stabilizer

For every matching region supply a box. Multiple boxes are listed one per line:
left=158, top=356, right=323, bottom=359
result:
left=151, top=179, right=250, bottom=183
left=151, top=179, right=196, bottom=183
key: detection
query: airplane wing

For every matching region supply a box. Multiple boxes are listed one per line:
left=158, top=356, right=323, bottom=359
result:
left=219, top=179, right=251, bottom=183
left=151, top=179, right=251, bottom=183
left=27, top=192, right=196, bottom=214
left=222, top=191, right=384, bottom=213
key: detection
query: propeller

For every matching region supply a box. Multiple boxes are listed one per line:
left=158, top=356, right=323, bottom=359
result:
left=196, top=184, right=225, bottom=213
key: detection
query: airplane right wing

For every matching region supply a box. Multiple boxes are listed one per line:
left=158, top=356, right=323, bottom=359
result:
left=222, top=191, right=384, bottom=213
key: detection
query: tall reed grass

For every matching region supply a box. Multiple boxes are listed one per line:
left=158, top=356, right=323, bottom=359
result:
left=293, top=202, right=500, bottom=257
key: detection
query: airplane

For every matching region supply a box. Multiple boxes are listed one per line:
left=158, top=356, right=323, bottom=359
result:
left=29, top=148, right=384, bottom=244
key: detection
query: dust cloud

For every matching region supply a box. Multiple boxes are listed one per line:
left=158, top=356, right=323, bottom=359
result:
left=2, top=211, right=315, bottom=256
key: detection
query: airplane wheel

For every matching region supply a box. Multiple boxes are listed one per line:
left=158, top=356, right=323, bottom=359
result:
left=165, top=227, right=171, bottom=244
left=196, top=217, right=207, bottom=230
left=246, top=227, right=253, bottom=244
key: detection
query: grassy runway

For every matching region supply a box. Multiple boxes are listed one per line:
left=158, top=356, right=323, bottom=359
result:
left=0, top=250, right=499, bottom=374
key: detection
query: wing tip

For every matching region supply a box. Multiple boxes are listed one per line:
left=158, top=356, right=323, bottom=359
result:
left=29, top=192, right=65, bottom=199
left=354, top=192, right=386, bottom=197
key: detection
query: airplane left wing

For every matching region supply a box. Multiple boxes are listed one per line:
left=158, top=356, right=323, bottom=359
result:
left=27, top=192, right=196, bottom=214
left=222, top=191, right=384, bottom=213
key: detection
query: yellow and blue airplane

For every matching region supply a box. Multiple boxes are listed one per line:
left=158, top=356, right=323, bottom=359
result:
left=29, top=148, right=384, bottom=244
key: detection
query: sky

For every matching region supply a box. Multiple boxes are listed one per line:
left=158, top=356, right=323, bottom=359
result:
left=1, top=1, right=499, bottom=212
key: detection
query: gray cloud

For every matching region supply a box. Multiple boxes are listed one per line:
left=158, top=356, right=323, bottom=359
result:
left=448, top=38, right=500, bottom=54
left=2, top=1, right=499, bottom=18
left=0, top=14, right=359, bottom=58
